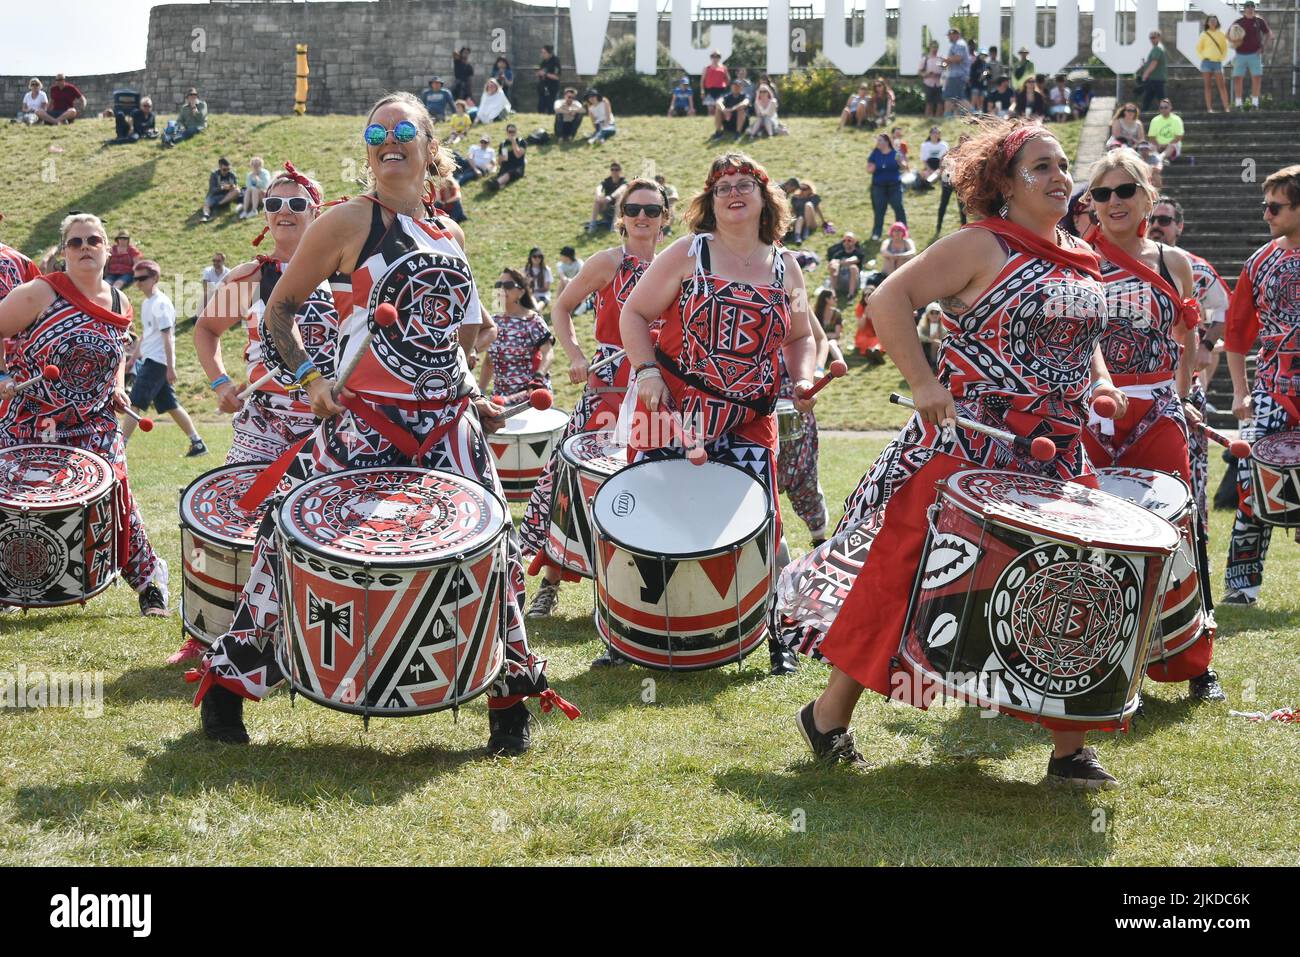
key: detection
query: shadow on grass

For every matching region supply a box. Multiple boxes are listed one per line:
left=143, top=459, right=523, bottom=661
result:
left=1213, top=604, right=1300, bottom=637
left=0, top=606, right=122, bottom=634
left=19, top=158, right=160, bottom=253
left=104, top=665, right=195, bottom=705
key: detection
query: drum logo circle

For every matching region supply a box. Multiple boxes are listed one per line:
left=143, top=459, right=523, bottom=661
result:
left=0, top=524, right=65, bottom=591
left=612, top=491, right=636, bottom=517
left=369, top=250, right=474, bottom=384
left=988, top=543, right=1139, bottom=696
left=1007, top=283, right=1105, bottom=386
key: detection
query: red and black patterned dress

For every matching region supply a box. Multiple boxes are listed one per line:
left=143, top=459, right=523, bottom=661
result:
left=193, top=196, right=552, bottom=711
left=226, top=258, right=341, bottom=464
left=519, top=246, right=648, bottom=562
left=0, top=243, right=41, bottom=417
left=1224, top=239, right=1300, bottom=598
left=775, top=354, right=828, bottom=539
left=1184, top=250, right=1231, bottom=524
left=0, top=273, right=163, bottom=593
left=486, top=309, right=553, bottom=403
left=778, top=228, right=1111, bottom=729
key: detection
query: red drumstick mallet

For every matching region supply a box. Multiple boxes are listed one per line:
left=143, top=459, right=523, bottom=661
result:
left=123, top=406, right=154, bottom=432
left=670, top=411, right=707, bottom=465
left=1092, top=394, right=1118, bottom=419
left=14, top=364, right=60, bottom=393
left=1182, top=403, right=1252, bottom=458
left=795, top=359, right=849, bottom=400
left=889, top=393, right=1056, bottom=461
left=500, top=388, right=553, bottom=419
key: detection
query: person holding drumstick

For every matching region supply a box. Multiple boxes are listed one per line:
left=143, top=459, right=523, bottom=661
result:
left=1080, top=149, right=1223, bottom=702
left=0, top=213, right=169, bottom=617
left=776, top=316, right=839, bottom=551
left=517, top=179, right=668, bottom=635
left=478, top=266, right=554, bottom=404
left=619, top=153, right=819, bottom=677
left=0, top=221, right=42, bottom=417
left=191, top=92, right=565, bottom=755
left=779, top=119, right=1132, bottom=786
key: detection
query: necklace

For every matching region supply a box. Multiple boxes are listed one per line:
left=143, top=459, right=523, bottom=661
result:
left=716, top=236, right=766, bottom=269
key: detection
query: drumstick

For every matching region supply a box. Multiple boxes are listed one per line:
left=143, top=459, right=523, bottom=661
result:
left=499, top=388, right=553, bottom=419
left=889, top=393, right=1056, bottom=461
left=587, top=348, right=626, bottom=375
left=331, top=302, right=400, bottom=400
left=122, top=405, right=154, bottom=432
left=1183, top=404, right=1251, bottom=458
left=670, top=410, right=708, bottom=465
left=795, top=359, right=848, bottom=400
left=237, top=371, right=274, bottom=401
left=14, top=364, right=60, bottom=393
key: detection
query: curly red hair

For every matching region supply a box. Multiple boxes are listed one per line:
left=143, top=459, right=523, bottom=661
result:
left=947, top=117, right=1062, bottom=220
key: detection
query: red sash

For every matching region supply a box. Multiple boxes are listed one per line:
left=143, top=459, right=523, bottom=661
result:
left=1087, top=230, right=1200, bottom=329
left=963, top=218, right=1103, bottom=281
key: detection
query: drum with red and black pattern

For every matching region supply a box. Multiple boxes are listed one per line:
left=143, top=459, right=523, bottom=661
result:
left=0, top=444, right=118, bottom=607
left=486, top=406, right=569, bottom=502
left=179, top=463, right=284, bottom=646
left=545, top=429, right=627, bottom=577
left=274, top=467, right=507, bottom=716
left=900, top=469, right=1178, bottom=728
left=1248, top=430, right=1300, bottom=527
left=592, top=457, right=775, bottom=670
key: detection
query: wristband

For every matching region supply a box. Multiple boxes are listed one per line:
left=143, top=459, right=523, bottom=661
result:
left=210, top=374, right=231, bottom=390
left=637, top=367, right=662, bottom=381
left=635, top=361, right=658, bottom=374
left=298, top=370, right=322, bottom=389
left=294, top=360, right=318, bottom=382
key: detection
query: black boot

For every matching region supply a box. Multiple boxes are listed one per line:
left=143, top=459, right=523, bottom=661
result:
left=200, top=683, right=249, bottom=744
left=487, top=701, right=534, bottom=756
left=768, top=636, right=798, bottom=676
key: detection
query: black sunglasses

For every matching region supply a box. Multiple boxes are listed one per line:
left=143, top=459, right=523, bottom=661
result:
left=1149, top=214, right=1177, bottom=226
left=494, top=280, right=521, bottom=289
left=64, top=235, right=106, bottom=249
left=1263, top=201, right=1297, bottom=216
left=623, top=203, right=663, bottom=218
left=264, top=196, right=312, bottom=213
left=1090, top=183, right=1140, bottom=203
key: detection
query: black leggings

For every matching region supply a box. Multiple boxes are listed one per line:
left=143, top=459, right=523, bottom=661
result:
left=936, top=181, right=966, bottom=232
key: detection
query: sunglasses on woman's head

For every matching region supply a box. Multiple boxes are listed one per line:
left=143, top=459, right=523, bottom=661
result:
left=363, top=119, right=419, bottom=146
left=64, top=235, right=106, bottom=249
left=623, top=203, right=663, bottom=218
left=1263, top=201, right=1296, bottom=216
left=1090, top=183, right=1140, bottom=203
left=264, top=196, right=312, bottom=213
left=494, top=280, right=521, bottom=289
left=712, top=180, right=758, bottom=198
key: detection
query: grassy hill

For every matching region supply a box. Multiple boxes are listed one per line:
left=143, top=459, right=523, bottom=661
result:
left=0, top=111, right=1080, bottom=430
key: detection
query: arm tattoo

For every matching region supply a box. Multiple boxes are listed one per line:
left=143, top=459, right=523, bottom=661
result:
left=938, top=296, right=969, bottom=315
left=266, top=296, right=309, bottom=372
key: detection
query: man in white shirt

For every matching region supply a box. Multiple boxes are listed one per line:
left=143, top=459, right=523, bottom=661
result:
left=467, top=134, right=498, bottom=181
left=201, top=251, right=230, bottom=306
left=124, top=260, right=207, bottom=455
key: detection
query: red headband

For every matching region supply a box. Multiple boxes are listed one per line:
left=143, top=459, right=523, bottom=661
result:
left=706, top=161, right=769, bottom=190
left=1002, top=125, right=1050, bottom=163
left=281, top=160, right=321, bottom=205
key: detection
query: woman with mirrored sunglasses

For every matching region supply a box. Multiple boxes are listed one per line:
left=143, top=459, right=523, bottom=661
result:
left=191, top=91, right=571, bottom=755
left=1082, top=149, right=1221, bottom=700
left=518, top=179, right=669, bottom=627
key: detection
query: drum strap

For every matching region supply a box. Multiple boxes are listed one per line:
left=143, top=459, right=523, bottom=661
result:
left=654, top=347, right=778, bottom=417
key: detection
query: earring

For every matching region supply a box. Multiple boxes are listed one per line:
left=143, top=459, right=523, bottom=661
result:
left=999, top=201, right=1010, bottom=219
left=1137, top=218, right=1149, bottom=238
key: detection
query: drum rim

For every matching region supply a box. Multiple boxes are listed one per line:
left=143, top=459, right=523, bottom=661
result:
left=1095, top=465, right=1194, bottom=525
left=277, top=466, right=509, bottom=567
left=940, top=468, right=1181, bottom=554
left=488, top=407, right=570, bottom=438
left=591, top=456, right=774, bottom=560
left=0, top=443, right=115, bottom=509
left=1249, top=429, right=1300, bottom=468
left=559, top=429, right=627, bottom=475
left=179, top=460, right=274, bottom=548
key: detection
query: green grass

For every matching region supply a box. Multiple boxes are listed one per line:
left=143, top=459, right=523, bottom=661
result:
left=0, top=112, right=1081, bottom=431
left=1, top=426, right=1297, bottom=866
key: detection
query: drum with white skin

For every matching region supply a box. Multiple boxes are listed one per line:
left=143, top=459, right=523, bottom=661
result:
left=592, top=457, right=775, bottom=670
left=486, top=406, right=570, bottom=502
left=1248, top=430, right=1300, bottom=527
left=546, top=429, right=627, bottom=578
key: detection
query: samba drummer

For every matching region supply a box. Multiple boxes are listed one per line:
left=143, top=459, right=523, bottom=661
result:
left=1223, top=164, right=1300, bottom=605
left=778, top=119, right=1133, bottom=787
left=776, top=315, right=840, bottom=554
left=177, top=164, right=341, bottom=665
left=1080, top=151, right=1222, bottom=701
left=191, top=93, right=569, bottom=755
left=619, top=153, right=819, bottom=678
left=478, top=266, right=554, bottom=403
left=0, top=213, right=168, bottom=617
left=518, top=179, right=668, bottom=633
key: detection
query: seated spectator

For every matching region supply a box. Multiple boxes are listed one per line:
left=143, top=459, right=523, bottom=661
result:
left=701, top=50, right=730, bottom=112
left=466, top=133, right=498, bottom=181
left=743, top=83, right=780, bottom=139
left=17, top=78, right=47, bottom=125
left=1070, top=81, right=1092, bottom=118
left=239, top=156, right=271, bottom=220
left=434, top=177, right=467, bottom=222
left=734, top=67, right=756, bottom=103
left=1048, top=74, right=1072, bottom=121
left=1107, top=102, right=1143, bottom=149
left=487, top=122, right=525, bottom=189
left=422, top=76, right=455, bottom=122
left=554, top=245, right=584, bottom=300
left=783, top=178, right=834, bottom=244
left=987, top=76, right=1014, bottom=117
left=202, top=252, right=230, bottom=305
left=1147, top=98, right=1184, bottom=162
left=523, top=247, right=552, bottom=307
left=491, top=57, right=515, bottom=99
left=813, top=288, right=844, bottom=345
left=916, top=301, right=946, bottom=369
left=42, top=73, right=84, bottom=124
left=866, top=77, right=896, bottom=129
left=838, top=83, right=872, bottom=130
left=447, top=99, right=472, bottom=143
left=1014, top=77, right=1047, bottom=119
left=584, top=89, right=616, bottom=144
left=890, top=126, right=911, bottom=163
left=854, top=278, right=886, bottom=363
left=130, top=97, right=158, bottom=141
left=712, top=79, right=749, bottom=140
left=201, top=157, right=241, bottom=222
left=105, top=232, right=143, bottom=289
left=668, top=76, right=695, bottom=117
left=554, top=87, right=585, bottom=140
left=476, top=78, right=511, bottom=124
left=1137, top=140, right=1164, bottom=188
left=879, top=222, right=917, bottom=275
left=587, top=161, right=625, bottom=233
left=162, top=87, right=207, bottom=146
left=826, top=232, right=866, bottom=298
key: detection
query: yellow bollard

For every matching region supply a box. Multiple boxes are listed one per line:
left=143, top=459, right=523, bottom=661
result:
left=295, top=43, right=309, bottom=115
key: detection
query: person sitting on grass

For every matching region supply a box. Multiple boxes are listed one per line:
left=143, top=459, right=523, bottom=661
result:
left=554, top=87, right=585, bottom=141
left=554, top=245, right=584, bottom=300
left=916, top=300, right=946, bottom=369
left=422, top=76, right=455, bottom=122
left=129, top=96, right=158, bottom=141
left=813, top=288, right=844, bottom=347
left=826, top=231, right=866, bottom=299
left=866, top=77, right=896, bottom=129
left=853, top=277, right=886, bottom=364
left=447, top=99, right=472, bottom=143
left=587, top=161, right=625, bottom=233
left=878, top=222, right=917, bottom=275
left=712, top=78, right=750, bottom=140
left=743, top=83, right=780, bottom=139
left=162, top=87, right=206, bottom=146
left=668, top=76, right=695, bottom=117
left=1048, top=74, right=1072, bottom=121
left=434, top=176, right=467, bottom=222
left=17, top=78, right=47, bottom=125
left=838, top=82, right=872, bottom=130
left=486, top=122, right=525, bottom=190
left=782, top=178, right=835, bottom=244
left=585, top=89, right=617, bottom=144
left=476, top=77, right=512, bottom=124
left=465, top=133, right=497, bottom=182
left=104, top=232, right=143, bottom=289
left=238, top=156, right=271, bottom=220
left=41, top=73, right=84, bottom=125
left=201, top=157, right=241, bottom=222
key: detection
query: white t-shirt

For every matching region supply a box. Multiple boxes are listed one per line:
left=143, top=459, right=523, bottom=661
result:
left=920, top=140, right=949, bottom=166
left=139, top=290, right=176, bottom=364
left=22, top=90, right=48, bottom=113
left=202, top=264, right=230, bottom=286
left=469, top=144, right=496, bottom=171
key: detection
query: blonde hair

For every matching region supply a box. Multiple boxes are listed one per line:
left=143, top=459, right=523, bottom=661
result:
left=363, top=91, right=455, bottom=193
left=1089, top=146, right=1159, bottom=205
left=683, top=153, right=792, bottom=245
left=58, top=213, right=107, bottom=249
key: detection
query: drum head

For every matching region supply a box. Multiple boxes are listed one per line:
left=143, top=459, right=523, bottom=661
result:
left=0, top=444, right=114, bottom=510
left=560, top=430, right=627, bottom=477
left=180, top=462, right=278, bottom=548
left=1251, top=430, right=1300, bottom=468
left=280, top=468, right=506, bottom=566
left=1095, top=467, right=1192, bottom=523
left=944, top=469, right=1180, bottom=553
left=497, top=406, right=568, bottom=439
left=592, top=457, right=770, bottom=558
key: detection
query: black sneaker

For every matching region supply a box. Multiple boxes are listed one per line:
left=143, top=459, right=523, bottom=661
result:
left=201, top=684, right=249, bottom=744
left=768, top=636, right=799, bottom=676
left=138, top=582, right=168, bottom=617
left=1045, top=746, right=1118, bottom=790
left=526, top=579, right=560, bottom=618
left=591, top=645, right=628, bottom=667
left=186, top=437, right=209, bottom=458
left=1189, top=669, right=1227, bottom=702
left=1220, top=589, right=1256, bottom=606
left=796, top=700, right=868, bottom=769
left=486, top=701, right=533, bottom=756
